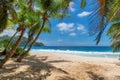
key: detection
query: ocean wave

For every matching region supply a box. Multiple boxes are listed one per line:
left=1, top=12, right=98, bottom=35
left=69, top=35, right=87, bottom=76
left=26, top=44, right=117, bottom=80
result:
left=31, top=49, right=120, bottom=55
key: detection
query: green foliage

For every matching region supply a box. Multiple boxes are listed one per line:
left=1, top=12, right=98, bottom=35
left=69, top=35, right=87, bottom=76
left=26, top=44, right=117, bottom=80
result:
left=0, top=35, right=44, bottom=47
left=0, top=36, right=31, bottom=57
left=80, top=0, right=86, bottom=8
left=0, top=36, right=10, bottom=50
left=79, top=0, right=120, bottom=52
left=13, top=47, right=30, bottom=57
left=26, top=0, right=71, bottom=46
left=98, top=0, right=120, bottom=44
left=105, top=0, right=120, bottom=22
left=0, top=0, right=71, bottom=61
left=107, top=23, right=120, bottom=39
left=0, top=0, right=17, bottom=33
left=110, top=41, right=120, bottom=52
left=107, top=22, right=120, bottom=51
left=43, top=26, right=51, bottom=33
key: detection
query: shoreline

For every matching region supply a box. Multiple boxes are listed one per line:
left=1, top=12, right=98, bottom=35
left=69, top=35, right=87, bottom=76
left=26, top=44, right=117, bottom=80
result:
left=31, top=50, right=120, bottom=59
left=0, top=51, right=120, bottom=80
left=31, top=51, right=120, bottom=80
left=31, top=51, right=119, bottom=64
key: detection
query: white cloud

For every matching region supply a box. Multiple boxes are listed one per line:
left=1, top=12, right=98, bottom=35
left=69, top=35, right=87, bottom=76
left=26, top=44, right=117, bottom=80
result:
left=57, top=22, right=75, bottom=32
left=68, top=2, right=75, bottom=12
left=69, top=32, right=76, bottom=36
left=0, top=29, right=28, bottom=37
left=77, top=11, right=92, bottom=17
left=77, top=25, right=84, bottom=31
left=77, top=24, right=87, bottom=34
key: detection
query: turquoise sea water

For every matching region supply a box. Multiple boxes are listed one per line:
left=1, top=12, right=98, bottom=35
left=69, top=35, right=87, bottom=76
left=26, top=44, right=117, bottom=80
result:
left=31, top=46, right=120, bottom=58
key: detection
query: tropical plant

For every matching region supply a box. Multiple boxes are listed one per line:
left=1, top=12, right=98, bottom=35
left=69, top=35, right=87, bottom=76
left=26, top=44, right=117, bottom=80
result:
left=81, top=0, right=120, bottom=51
left=107, top=22, right=120, bottom=52
left=0, top=0, right=30, bottom=67
left=16, top=0, right=72, bottom=62
left=0, top=0, right=17, bottom=33
left=0, top=0, right=52, bottom=66
left=0, top=27, right=22, bottom=55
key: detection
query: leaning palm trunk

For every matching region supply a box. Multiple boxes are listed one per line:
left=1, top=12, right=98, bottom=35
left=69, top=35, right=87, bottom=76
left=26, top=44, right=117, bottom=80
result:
left=22, top=40, right=30, bottom=51
left=17, top=40, right=30, bottom=57
left=0, top=31, right=18, bottom=55
left=0, top=28, right=26, bottom=68
left=16, top=14, right=46, bottom=62
left=6, top=31, right=18, bottom=50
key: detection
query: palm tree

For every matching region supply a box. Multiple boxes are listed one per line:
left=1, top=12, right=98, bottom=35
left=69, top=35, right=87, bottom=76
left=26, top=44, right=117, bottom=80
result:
left=16, top=0, right=72, bottom=62
left=0, top=0, right=35, bottom=67
left=81, top=0, right=120, bottom=46
left=0, top=0, right=18, bottom=55
left=0, top=27, right=22, bottom=55
left=0, top=27, right=26, bottom=68
left=0, top=0, right=17, bottom=33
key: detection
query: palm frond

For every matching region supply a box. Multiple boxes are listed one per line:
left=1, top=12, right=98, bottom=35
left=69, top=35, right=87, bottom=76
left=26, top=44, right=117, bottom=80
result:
left=43, top=26, right=51, bottom=33
left=80, top=0, right=86, bottom=8
left=111, top=41, right=120, bottom=52
left=107, top=22, right=120, bottom=39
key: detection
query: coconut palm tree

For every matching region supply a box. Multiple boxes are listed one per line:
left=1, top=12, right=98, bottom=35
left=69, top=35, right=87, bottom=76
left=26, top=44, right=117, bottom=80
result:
left=0, top=0, right=36, bottom=67
left=81, top=0, right=120, bottom=45
left=0, top=27, right=26, bottom=68
left=105, top=1, right=120, bottom=51
left=16, top=0, right=72, bottom=62
left=96, top=0, right=120, bottom=44
left=0, top=0, right=17, bottom=33
left=0, top=0, right=52, bottom=66
left=0, top=0, right=19, bottom=55
left=0, top=27, right=22, bottom=56
left=0, top=0, right=17, bottom=56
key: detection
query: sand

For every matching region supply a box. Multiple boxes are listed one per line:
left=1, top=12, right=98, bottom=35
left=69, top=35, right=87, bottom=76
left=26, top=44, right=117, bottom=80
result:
left=0, top=51, right=120, bottom=80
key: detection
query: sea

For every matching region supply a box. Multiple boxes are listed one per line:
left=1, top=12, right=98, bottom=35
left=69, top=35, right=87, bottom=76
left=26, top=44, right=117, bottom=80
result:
left=31, top=46, right=120, bottom=58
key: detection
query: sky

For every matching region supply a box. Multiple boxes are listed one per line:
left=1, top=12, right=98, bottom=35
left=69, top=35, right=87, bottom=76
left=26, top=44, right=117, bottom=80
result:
left=39, top=0, right=112, bottom=46
left=0, top=0, right=112, bottom=46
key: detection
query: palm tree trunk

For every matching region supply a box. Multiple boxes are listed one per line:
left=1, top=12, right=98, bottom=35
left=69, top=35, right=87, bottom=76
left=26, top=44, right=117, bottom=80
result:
left=6, top=31, right=18, bottom=49
left=0, top=28, right=25, bottom=68
left=17, top=40, right=30, bottom=58
left=16, top=14, right=46, bottom=62
left=23, top=40, right=30, bottom=51
left=2, top=31, right=18, bottom=54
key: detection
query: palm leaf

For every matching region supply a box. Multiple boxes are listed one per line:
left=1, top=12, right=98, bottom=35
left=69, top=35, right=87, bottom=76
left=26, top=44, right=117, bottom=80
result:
left=43, top=26, right=51, bottom=33
left=111, top=41, right=120, bottom=52
left=80, top=0, right=86, bottom=8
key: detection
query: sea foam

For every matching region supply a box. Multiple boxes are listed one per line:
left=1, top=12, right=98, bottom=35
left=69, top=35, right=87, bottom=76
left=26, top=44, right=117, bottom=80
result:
left=31, top=49, right=120, bottom=54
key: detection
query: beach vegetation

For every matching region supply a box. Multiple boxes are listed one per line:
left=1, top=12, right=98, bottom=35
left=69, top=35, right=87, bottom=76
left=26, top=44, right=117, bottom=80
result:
left=81, top=0, right=120, bottom=51
left=16, top=0, right=72, bottom=62
left=0, top=0, right=120, bottom=67
left=0, top=0, right=71, bottom=67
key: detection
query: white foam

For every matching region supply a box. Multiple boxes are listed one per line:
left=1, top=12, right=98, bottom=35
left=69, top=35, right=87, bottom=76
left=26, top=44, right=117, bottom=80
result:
left=31, top=49, right=120, bottom=55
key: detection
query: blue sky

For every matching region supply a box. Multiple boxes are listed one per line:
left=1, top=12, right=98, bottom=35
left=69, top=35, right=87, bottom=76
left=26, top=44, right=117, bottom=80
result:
left=0, top=0, right=112, bottom=46
left=38, top=0, right=112, bottom=46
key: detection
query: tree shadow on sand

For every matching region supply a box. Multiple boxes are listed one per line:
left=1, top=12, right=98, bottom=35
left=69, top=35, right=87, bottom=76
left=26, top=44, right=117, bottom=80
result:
left=115, top=76, right=120, bottom=80
left=57, top=76, right=76, bottom=80
left=115, top=62, right=120, bottom=66
left=47, top=60, right=71, bottom=63
left=87, top=71, right=104, bottom=80
left=0, top=55, right=70, bottom=80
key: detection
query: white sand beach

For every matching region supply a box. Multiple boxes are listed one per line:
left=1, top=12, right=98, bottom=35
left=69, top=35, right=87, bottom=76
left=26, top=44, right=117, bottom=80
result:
left=0, top=51, right=120, bottom=80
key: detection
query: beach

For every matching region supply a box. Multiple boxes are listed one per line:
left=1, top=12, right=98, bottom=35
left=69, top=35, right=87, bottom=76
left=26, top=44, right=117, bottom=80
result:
left=0, top=51, right=120, bottom=80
